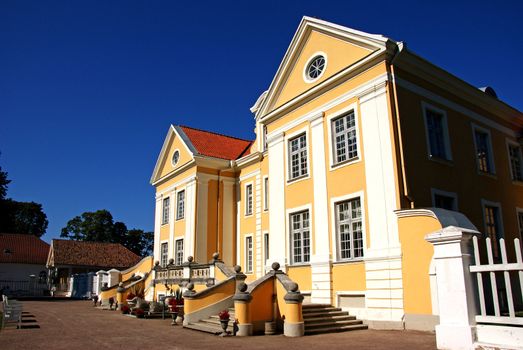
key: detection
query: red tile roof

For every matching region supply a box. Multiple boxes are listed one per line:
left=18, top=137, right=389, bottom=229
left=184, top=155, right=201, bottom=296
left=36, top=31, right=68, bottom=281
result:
left=179, top=125, right=253, bottom=160
left=49, top=239, right=141, bottom=269
left=0, top=233, right=50, bottom=265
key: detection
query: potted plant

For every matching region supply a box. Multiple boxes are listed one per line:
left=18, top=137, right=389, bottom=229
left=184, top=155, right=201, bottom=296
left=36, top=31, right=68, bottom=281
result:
left=218, top=310, right=230, bottom=336
left=134, top=308, right=145, bottom=318
left=121, top=305, right=130, bottom=314
left=126, top=292, right=136, bottom=301
left=168, top=298, right=178, bottom=325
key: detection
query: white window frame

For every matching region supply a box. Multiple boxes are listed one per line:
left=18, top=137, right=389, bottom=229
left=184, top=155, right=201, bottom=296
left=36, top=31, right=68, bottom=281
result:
left=472, top=123, right=496, bottom=175
left=160, top=241, right=169, bottom=267
left=422, top=102, right=453, bottom=162
left=176, top=189, right=185, bottom=220
left=517, top=207, right=523, bottom=240
left=174, top=238, right=184, bottom=265
left=244, top=182, right=253, bottom=216
left=327, top=103, right=362, bottom=169
left=263, top=176, right=269, bottom=211
left=506, top=139, right=523, bottom=182
left=481, top=199, right=504, bottom=259
left=162, top=197, right=170, bottom=225
left=244, top=234, right=253, bottom=274
left=171, top=148, right=181, bottom=167
left=330, top=191, right=366, bottom=263
left=287, top=204, right=313, bottom=265
left=302, top=51, right=328, bottom=83
left=263, top=231, right=269, bottom=270
left=431, top=188, right=459, bottom=211
left=285, top=126, right=310, bottom=184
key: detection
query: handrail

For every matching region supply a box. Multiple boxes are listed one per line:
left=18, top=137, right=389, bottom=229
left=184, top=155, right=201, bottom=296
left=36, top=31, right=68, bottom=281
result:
left=184, top=275, right=235, bottom=299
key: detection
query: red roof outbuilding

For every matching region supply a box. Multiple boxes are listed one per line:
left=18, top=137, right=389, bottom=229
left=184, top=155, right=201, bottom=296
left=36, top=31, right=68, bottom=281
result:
left=0, top=233, right=50, bottom=265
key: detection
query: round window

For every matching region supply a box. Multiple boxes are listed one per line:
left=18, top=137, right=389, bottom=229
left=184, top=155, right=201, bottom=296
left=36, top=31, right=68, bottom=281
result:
left=306, top=55, right=326, bottom=81
left=172, top=150, right=180, bottom=166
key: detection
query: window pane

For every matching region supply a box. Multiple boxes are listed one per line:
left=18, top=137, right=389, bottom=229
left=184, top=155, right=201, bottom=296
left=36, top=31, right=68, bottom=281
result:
left=336, top=198, right=363, bottom=261
left=475, top=130, right=491, bottom=173
left=332, top=111, right=358, bottom=165
left=288, top=134, right=308, bottom=180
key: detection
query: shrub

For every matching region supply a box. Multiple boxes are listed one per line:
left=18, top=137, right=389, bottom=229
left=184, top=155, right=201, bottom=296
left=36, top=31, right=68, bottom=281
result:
left=218, top=310, right=230, bottom=320
left=121, top=305, right=130, bottom=314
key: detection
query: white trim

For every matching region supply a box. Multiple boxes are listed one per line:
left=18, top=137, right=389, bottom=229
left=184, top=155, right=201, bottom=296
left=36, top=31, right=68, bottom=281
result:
left=265, top=73, right=388, bottom=140
left=472, top=123, right=496, bottom=175
left=303, top=51, right=328, bottom=83
left=244, top=234, right=254, bottom=274
left=156, top=174, right=197, bottom=198
left=431, top=188, right=459, bottom=211
left=481, top=199, right=505, bottom=240
left=263, top=231, right=270, bottom=271
left=161, top=196, right=171, bottom=226
left=184, top=178, right=197, bottom=260
left=243, top=181, right=254, bottom=217
left=394, top=76, right=517, bottom=138
left=330, top=191, right=367, bottom=263
left=175, top=187, right=186, bottom=221
left=159, top=240, right=169, bottom=267
left=506, top=138, right=523, bottom=183
left=286, top=204, right=313, bottom=266
left=326, top=102, right=362, bottom=170
left=236, top=181, right=241, bottom=265
left=171, top=148, right=181, bottom=167
left=421, top=101, right=453, bottom=162
left=285, top=125, right=311, bottom=184
left=174, top=238, right=184, bottom=265
left=239, top=169, right=261, bottom=182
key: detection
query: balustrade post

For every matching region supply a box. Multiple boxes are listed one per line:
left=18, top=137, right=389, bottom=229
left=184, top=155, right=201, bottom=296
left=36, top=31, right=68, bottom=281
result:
left=116, top=282, right=125, bottom=310
left=233, top=265, right=247, bottom=290
left=283, top=282, right=304, bottom=337
left=182, top=282, right=197, bottom=326
left=425, top=226, right=479, bottom=350
left=233, top=282, right=253, bottom=336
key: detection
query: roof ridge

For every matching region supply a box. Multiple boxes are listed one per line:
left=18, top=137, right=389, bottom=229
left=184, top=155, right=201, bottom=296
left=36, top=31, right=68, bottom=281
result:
left=178, top=125, right=253, bottom=143
left=53, top=239, right=129, bottom=246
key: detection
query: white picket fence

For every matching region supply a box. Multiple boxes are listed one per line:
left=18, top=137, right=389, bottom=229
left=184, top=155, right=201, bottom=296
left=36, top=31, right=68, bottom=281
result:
left=470, top=236, right=523, bottom=326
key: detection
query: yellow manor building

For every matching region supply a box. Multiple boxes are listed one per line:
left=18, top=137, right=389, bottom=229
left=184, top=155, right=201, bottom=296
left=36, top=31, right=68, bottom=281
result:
left=146, top=17, right=523, bottom=333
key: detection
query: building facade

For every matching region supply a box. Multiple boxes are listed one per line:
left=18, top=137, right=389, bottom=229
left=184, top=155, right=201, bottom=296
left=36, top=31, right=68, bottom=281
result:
left=150, top=17, right=523, bottom=329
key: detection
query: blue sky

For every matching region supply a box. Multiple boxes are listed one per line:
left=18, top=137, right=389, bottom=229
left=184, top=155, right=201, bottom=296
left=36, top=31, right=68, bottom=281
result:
left=1, top=0, right=522, bottom=243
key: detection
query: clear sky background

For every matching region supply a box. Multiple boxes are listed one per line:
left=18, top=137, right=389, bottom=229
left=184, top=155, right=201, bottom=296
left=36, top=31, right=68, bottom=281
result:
left=1, top=0, right=522, bottom=244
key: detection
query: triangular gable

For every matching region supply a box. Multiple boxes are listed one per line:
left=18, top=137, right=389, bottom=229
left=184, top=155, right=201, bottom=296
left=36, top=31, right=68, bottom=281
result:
left=256, top=16, right=393, bottom=119
left=150, top=125, right=197, bottom=184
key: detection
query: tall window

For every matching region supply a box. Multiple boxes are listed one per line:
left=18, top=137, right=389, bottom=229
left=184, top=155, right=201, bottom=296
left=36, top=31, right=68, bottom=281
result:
left=425, top=108, right=450, bottom=160
left=290, top=211, right=310, bottom=264
left=484, top=204, right=502, bottom=259
left=474, top=128, right=494, bottom=173
left=332, top=110, right=358, bottom=164
left=162, top=197, right=170, bottom=225
left=245, top=184, right=253, bottom=215
left=245, top=236, right=253, bottom=273
left=508, top=144, right=523, bottom=181
left=336, top=198, right=363, bottom=260
left=175, top=239, right=184, bottom=265
left=160, top=242, right=168, bottom=267
left=288, top=134, right=308, bottom=180
left=264, top=177, right=269, bottom=211
left=263, top=233, right=269, bottom=267
left=432, top=190, right=458, bottom=211
left=176, top=190, right=185, bottom=220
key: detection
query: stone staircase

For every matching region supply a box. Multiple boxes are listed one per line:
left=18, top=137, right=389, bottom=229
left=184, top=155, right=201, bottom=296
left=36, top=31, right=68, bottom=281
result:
left=303, top=304, right=367, bottom=335
left=184, top=308, right=235, bottom=335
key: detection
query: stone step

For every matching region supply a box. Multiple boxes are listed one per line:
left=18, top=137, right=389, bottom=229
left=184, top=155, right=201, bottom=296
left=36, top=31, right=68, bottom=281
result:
left=302, top=304, right=332, bottom=309
left=184, top=321, right=232, bottom=335
left=305, top=319, right=364, bottom=329
left=200, top=317, right=235, bottom=327
left=302, top=310, right=348, bottom=318
left=303, top=315, right=356, bottom=324
left=304, top=323, right=368, bottom=336
left=303, top=307, right=342, bottom=314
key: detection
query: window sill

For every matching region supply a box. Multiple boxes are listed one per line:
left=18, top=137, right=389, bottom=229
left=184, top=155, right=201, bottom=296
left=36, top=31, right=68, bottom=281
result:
left=287, top=174, right=310, bottom=185
left=161, top=223, right=169, bottom=226
left=288, top=263, right=311, bottom=267
left=427, top=155, right=453, bottom=166
left=244, top=213, right=254, bottom=218
left=332, top=258, right=365, bottom=265
left=330, top=157, right=361, bottom=171
left=478, top=171, right=497, bottom=180
left=176, top=217, right=185, bottom=221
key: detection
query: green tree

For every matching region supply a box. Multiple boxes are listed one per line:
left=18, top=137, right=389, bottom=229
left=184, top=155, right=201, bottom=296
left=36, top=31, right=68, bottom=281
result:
left=61, top=210, right=153, bottom=256
left=0, top=165, right=10, bottom=200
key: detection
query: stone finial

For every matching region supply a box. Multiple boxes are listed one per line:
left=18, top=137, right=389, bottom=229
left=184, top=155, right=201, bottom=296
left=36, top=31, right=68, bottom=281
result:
left=118, top=282, right=124, bottom=287
left=271, top=262, right=280, bottom=271
left=234, top=265, right=242, bottom=273
left=155, top=261, right=160, bottom=266
left=187, top=256, right=194, bottom=263
left=212, top=252, right=220, bottom=260
left=183, top=282, right=196, bottom=298
left=168, top=258, right=174, bottom=265
left=237, top=282, right=248, bottom=293
left=187, top=282, right=194, bottom=291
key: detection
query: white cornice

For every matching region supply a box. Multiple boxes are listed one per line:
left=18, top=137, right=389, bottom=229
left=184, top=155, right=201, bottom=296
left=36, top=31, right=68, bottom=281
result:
left=235, top=151, right=263, bottom=169
left=151, top=159, right=196, bottom=187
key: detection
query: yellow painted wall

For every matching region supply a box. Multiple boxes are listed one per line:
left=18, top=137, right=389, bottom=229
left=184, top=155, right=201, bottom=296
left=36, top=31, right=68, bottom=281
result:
left=121, top=256, right=154, bottom=282
left=331, top=262, right=366, bottom=292
left=184, top=278, right=235, bottom=314
left=287, top=266, right=312, bottom=291
left=158, top=129, right=194, bottom=179
left=273, top=29, right=373, bottom=110
left=398, top=214, right=442, bottom=315
left=250, top=279, right=274, bottom=323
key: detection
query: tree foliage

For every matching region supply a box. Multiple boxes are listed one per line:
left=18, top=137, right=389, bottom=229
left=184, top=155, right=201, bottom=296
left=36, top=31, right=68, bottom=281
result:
left=0, top=163, right=48, bottom=237
left=61, top=209, right=153, bottom=256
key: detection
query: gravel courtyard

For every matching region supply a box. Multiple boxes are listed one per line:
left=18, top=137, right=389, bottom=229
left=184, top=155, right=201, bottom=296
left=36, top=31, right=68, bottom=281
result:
left=1, top=300, right=436, bottom=349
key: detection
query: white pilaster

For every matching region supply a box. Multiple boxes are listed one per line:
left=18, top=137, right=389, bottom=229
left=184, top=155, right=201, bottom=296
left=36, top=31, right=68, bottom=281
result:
left=310, top=112, right=332, bottom=304
left=255, top=174, right=263, bottom=277
left=268, top=132, right=286, bottom=269
left=154, top=196, right=162, bottom=264
left=222, top=180, right=235, bottom=266
left=425, top=227, right=479, bottom=350
left=185, top=178, right=197, bottom=261
left=169, top=190, right=175, bottom=260
left=195, top=177, right=208, bottom=262
left=360, top=82, right=403, bottom=325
